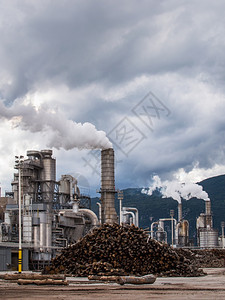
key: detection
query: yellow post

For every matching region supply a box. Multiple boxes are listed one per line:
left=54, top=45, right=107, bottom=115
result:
left=18, top=248, right=22, bottom=273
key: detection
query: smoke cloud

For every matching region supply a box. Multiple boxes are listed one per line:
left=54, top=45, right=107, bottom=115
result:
left=142, top=175, right=210, bottom=203
left=0, top=100, right=112, bottom=150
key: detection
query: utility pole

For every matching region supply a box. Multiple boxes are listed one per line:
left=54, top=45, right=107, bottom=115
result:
left=15, top=155, right=24, bottom=273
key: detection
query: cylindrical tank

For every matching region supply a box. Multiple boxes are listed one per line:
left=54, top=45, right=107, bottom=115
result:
left=46, top=222, right=52, bottom=252
left=59, top=178, right=70, bottom=195
left=39, top=223, right=46, bottom=250
left=39, top=212, right=46, bottom=250
left=196, top=214, right=206, bottom=229
left=199, top=228, right=219, bottom=248
left=40, top=150, right=56, bottom=203
left=59, top=175, right=78, bottom=205
left=100, top=149, right=117, bottom=224
left=156, top=230, right=167, bottom=243
left=40, top=150, right=56, bottom=181
left=33, top=226, right=40, bottom=250
left=177, top=220, right=189, bottom=246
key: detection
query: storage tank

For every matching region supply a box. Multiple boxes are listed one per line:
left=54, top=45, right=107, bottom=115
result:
left=59, top=177, right=71, bottom=195
left=177, top=220, right=189, bottom=246
left=156, top=230, right=167, bottom=243
left=59, top=175, right=79, bottom=205
left=196, top=213, right=206, bottom=230
left=199, top=228, right=219, bottom=248
left=40, top=150, right=56, bottom=203
left=33, top=225, right=40, bottom=250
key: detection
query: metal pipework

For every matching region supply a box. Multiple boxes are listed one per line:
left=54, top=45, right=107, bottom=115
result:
left=158, top=220, right=164, bottom=231
left=100, top=149, right=118, bottom=224
left=117, top=191, right=123, bottom=225
left=97, top=202, right=102, bottom=224
left=122, top=207, right=139, bottom=227
left=150, top=222, right=159, bottom=239
left=122, top=210, right=136, bottom=226
left=159, top=217, right=177, bottom=247
left=78, top=209, right=99, bottom=226
left=159, top=218, right=177, bottom=226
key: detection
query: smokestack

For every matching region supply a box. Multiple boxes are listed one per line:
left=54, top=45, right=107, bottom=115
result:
left=205, top=200, right=213, bottom=228
left=178, top=202, right=182, bottom=222
left=100, top=148, right=118, bottom=224
left=205, top=200, right=211, bottom=215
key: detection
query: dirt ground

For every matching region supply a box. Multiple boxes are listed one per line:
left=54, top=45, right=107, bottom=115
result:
left=1, top=268, right=225, bottom=300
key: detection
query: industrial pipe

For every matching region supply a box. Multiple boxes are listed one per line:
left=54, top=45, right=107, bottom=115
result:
left=122, top=207, right=139, bottom=227
left=96, top=202, right=102, bottom=224
left=122, top=210, right=136, bottom=226
left=159, top=218, right=177, bottom=226
left=79, top=209, right=99, bottom=226
left=150, top=222, right=159, bottom=239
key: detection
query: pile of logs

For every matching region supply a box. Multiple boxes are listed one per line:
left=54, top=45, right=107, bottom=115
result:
left=43, top=223, right=204, bottom=277
left=175, top=248, right=225, bottom=268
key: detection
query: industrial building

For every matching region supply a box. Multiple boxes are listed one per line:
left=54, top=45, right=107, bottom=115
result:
left=0, top=149, right=100, bottom=270
left=0, top=147, right=223, bottom=272
left=151, top=199, right=220, bottom=248
left=0, top=147, right=139, bottom=271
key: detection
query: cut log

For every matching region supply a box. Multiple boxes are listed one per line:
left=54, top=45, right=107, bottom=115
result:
left=4, top=274, right=65, bottom=280
left=17, top=279, right=68, bottom=285
left=117, top=274, right=156, bottom=285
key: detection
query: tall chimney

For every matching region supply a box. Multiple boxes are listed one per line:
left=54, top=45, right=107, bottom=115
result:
left=205, top=200, right=211, bottom=215
left=100, top=148, right=118, bottom=224
left=205, top=200, right=212, bottom=228
left=178, top=202, right=182, bottom=222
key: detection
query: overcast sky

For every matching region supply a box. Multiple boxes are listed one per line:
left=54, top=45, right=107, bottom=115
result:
left=1, top=0, right=225, bottom=196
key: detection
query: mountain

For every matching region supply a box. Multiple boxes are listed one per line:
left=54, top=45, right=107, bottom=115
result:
left=91, top=175, right=225, bottom=244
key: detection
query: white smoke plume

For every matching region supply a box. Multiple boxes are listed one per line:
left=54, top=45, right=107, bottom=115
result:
left=142, top=175, right=210, bottom=203
left=0, top=100, right=112, bottom=150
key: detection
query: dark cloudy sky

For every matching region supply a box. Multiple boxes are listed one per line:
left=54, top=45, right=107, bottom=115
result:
left=1, top=0, right=225, bottom=196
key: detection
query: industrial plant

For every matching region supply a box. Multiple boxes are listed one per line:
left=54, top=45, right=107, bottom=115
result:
left=0, top=148, right=137, bottom=271
left=150, top=199, right=220, bottom=248
left=0, top=148, right=224, bottom=272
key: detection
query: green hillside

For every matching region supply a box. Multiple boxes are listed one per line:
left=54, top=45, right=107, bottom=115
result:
left=91, top=175, right=225, bottom=244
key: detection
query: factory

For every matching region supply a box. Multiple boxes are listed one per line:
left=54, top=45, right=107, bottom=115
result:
left=0, top=147, right=223, bottom=272
left=151, top=199, right=219, bottom=248
left=0, top=149, right=104, bottom=270
left=0, top=148, right=139, bottom=271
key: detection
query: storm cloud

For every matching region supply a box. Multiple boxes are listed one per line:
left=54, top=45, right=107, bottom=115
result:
left=0, top=0, right=225, bottom=194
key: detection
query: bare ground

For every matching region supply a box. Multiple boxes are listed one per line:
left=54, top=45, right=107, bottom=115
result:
left=1, top=268, right=225, bottom=300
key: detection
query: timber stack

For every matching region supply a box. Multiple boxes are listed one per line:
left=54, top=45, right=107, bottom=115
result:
left=43, top=223, right=204, bottom=277
left=175, top=248, right=225, bottom=268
